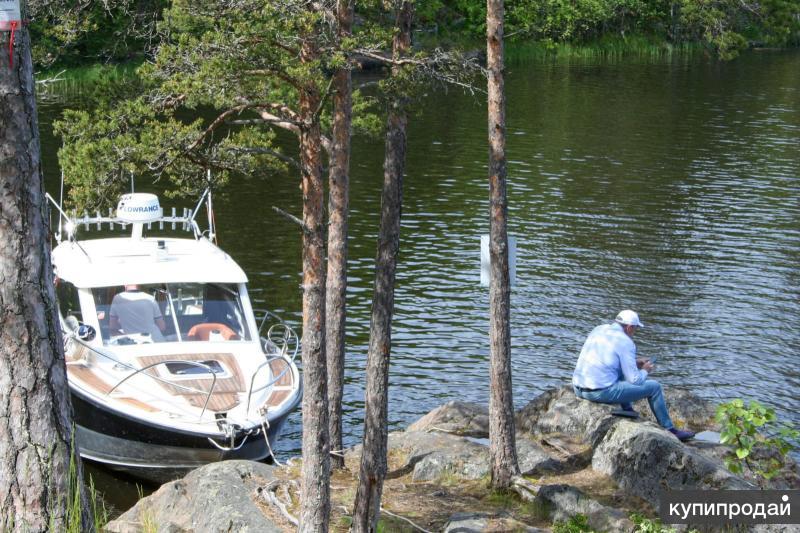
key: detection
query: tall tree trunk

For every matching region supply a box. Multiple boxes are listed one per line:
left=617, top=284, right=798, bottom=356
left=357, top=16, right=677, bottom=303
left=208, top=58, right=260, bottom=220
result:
left=351, top=3, right=412, bottom=532
left=0, top=27, right=92, bottom=531
left=486, top=0, right=519, bottom=490
left=326, top=0, right=354, bottom=471
left=298, top=33, right=331, bottom=533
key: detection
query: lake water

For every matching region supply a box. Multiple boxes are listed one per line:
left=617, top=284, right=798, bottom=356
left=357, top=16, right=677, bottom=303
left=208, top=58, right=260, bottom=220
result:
left=37, top=49, right=800, bottom=507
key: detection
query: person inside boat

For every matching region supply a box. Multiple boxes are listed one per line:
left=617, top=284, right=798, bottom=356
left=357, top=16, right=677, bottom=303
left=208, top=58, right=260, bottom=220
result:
left=572, top=310, right=695, bottom=442
left=109, top=284, right=167, bottom=342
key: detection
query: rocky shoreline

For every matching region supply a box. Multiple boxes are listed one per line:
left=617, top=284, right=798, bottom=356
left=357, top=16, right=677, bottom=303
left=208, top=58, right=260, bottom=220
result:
left=107, top=386, right=799, bottom=532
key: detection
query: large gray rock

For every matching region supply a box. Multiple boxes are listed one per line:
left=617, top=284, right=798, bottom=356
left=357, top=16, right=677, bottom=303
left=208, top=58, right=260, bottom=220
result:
left=534, top=484, right=634, bottom=532
left=393, top=431, right=490, bottom=481
left=443, top=513, right=490, bottom=532
left=592, top=420, right=753, bottom=508
left=517, top=436, right=574, bottom=476
left=517, top=385, right=715, bottom=448
left=105, top=461, right=282, bottom=533
left=443, top=512, right=546, bottom=532
left=405, top=402, right=569, bottom=477
left=634, top=388, right=718, bottom=430
left=407, top=401, right=489, bottom=437
left=516, top=386, right=621, bottom=447
left=347, top=430, right=492, bottom=481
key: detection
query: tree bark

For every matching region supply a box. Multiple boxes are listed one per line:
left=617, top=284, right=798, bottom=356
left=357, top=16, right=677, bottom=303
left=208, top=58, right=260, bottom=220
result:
left=326, top=0, right=354, bottom=471
left=351, top=3, right=412, bottom=532
left=0, top=27, right=92, bottom=531
left=298, top=31, right=331, bottom=533
left=486, top=0, right=520, bottom=490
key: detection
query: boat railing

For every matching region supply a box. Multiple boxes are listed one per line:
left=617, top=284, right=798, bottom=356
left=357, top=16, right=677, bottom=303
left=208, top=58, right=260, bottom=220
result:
left=66, top=335, right=221, bottom=422
left=108, top=360, right=218, bottom=420
left=243, top=309, right=300, bottom=416
left=254, top=309, right=300, bottom=363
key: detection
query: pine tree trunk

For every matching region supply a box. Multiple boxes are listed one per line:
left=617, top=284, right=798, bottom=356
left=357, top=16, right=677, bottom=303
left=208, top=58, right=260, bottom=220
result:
left=299, top=35, right=331, bottom=533
left=0, top=27, right=92, bottom=531
left=326, top=0, right=354, bottom=471
left=487, top=0, right=520, bottom=490
left=350, top=3, right=412, bottom=532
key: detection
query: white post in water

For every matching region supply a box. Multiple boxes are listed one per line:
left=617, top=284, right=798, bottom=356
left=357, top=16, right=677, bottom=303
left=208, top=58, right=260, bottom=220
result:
left=481, top=235, right=516, bottom=287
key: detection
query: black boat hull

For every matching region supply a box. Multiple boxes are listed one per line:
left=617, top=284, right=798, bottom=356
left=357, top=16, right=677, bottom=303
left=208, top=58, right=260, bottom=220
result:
left=71, top=388, right=298, bottom=484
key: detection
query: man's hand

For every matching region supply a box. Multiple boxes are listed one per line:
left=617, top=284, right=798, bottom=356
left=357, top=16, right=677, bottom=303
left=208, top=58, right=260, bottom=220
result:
left=636, top=357, right=647, bottom=369
left=642, top=360, right=654, bottom=372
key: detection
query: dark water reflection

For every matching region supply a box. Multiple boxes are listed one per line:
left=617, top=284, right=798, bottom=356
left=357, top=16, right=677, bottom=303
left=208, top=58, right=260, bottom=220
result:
left=38, top=50, right=799, bottom=503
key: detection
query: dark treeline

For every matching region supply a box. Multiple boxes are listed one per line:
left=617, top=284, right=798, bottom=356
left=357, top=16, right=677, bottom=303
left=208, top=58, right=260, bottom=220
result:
left=28, top=0, right=800, bottom=68
left=420, top=0, right=800, bottom=57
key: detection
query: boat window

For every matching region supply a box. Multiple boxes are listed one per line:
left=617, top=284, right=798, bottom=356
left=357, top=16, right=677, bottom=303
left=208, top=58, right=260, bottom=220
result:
left=92, top=283, right=251, bottom=344
left=164, top=360, right=226, bottom=376
left=55, top=279, right=82, bottom=330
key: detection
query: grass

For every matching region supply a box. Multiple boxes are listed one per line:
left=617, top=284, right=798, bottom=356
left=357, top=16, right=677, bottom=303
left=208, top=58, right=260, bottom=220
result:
left=35, top=62, right=140, bottom=103
left=53, top=443, right=109, bottom=532
left=505, top=35, right=705, bottom=64
left=553, top=513, right=596, bottom=533
left=37, top=62, right=140, bottom=84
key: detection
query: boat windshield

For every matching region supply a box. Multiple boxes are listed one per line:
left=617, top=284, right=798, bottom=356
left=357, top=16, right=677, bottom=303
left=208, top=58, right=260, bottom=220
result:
left=92, top=283, right=252, bottom=345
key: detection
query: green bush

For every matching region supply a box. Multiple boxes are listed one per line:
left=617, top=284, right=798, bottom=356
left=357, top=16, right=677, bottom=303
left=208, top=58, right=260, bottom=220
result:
left=716, top=399, right=799, bottom=483
left=553, top=514, right=596, bottom=533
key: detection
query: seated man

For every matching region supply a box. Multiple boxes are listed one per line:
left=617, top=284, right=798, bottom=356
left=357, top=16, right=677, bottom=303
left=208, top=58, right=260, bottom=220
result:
left=109, top=284, right=166, bottom=342
left=572, top=309, right=695, bottom=441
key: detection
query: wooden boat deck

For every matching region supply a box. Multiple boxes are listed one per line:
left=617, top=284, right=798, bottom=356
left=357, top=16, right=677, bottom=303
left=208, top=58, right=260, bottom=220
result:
left=67, top=353, right=297, bottom=415
left=67, top=365, right=159, bottom=412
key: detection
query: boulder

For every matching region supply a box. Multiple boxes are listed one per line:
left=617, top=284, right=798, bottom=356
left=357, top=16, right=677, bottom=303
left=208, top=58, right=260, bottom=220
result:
left=443, top=512, right=546, bottom=532
left=443, top=513, right=489, bottom=532
left=405, top=402, right=570, bottom=476
left=347, top=430, right=492, bottom=482
left=592, top=419, right=753, bottom=509
left=635, top=388, right=718, bottom=430
left=394, top=431, right=490, bottom=482
left=105, top=461, right=282, bottom=533
left=516, top=386, right=621, bottom=447
left=407, top=401, right=489, bottom=437
left=517, top=385, right=719, bottom=448
left=517, top=436, right=575, bottom=476
left=534, top=484, right=634, bottom=532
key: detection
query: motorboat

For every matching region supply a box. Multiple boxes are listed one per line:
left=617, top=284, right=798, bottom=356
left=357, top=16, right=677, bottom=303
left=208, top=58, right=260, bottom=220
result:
left=48, top=191, right=302, bottom=483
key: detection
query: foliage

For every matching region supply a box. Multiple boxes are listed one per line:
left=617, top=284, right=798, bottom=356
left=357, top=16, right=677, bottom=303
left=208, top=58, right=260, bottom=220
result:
left=552, top=514, right=596, bottom=533
left=403, top=0, right=799, bottom=58
left=53, top=444, right=108, bottom=532
left=716, top=399, right=799, bottom=483
left=55, top=0, right=478, bottom=210
left=25, top=0, right=800, bottom=73
left=27, top=0, right=166, bottom=67
left=55, top=0, right=337, bottom=208
left=630, top=512, right=682, bottom=533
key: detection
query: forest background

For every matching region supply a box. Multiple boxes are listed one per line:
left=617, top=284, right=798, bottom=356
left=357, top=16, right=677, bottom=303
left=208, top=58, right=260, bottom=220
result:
left=29, top=0, right=800, bottom=71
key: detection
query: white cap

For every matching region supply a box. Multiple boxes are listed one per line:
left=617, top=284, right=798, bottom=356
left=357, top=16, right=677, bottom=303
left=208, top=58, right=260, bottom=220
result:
left=615, top=309, right=644, bottom=327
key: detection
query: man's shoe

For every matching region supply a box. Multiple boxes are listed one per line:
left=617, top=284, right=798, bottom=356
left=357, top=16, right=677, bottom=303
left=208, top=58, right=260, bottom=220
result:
left=669, top=428, right=695, bottom=442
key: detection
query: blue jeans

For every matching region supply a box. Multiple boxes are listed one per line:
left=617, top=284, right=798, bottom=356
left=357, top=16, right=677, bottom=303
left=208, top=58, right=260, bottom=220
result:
left=573, top=380, right=674, bottom=429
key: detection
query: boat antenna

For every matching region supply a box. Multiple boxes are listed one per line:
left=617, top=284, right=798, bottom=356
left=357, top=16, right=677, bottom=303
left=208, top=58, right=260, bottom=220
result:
left=58, top=168, right=65, bottom=240
left=206, top=168, right=217, bottom=244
